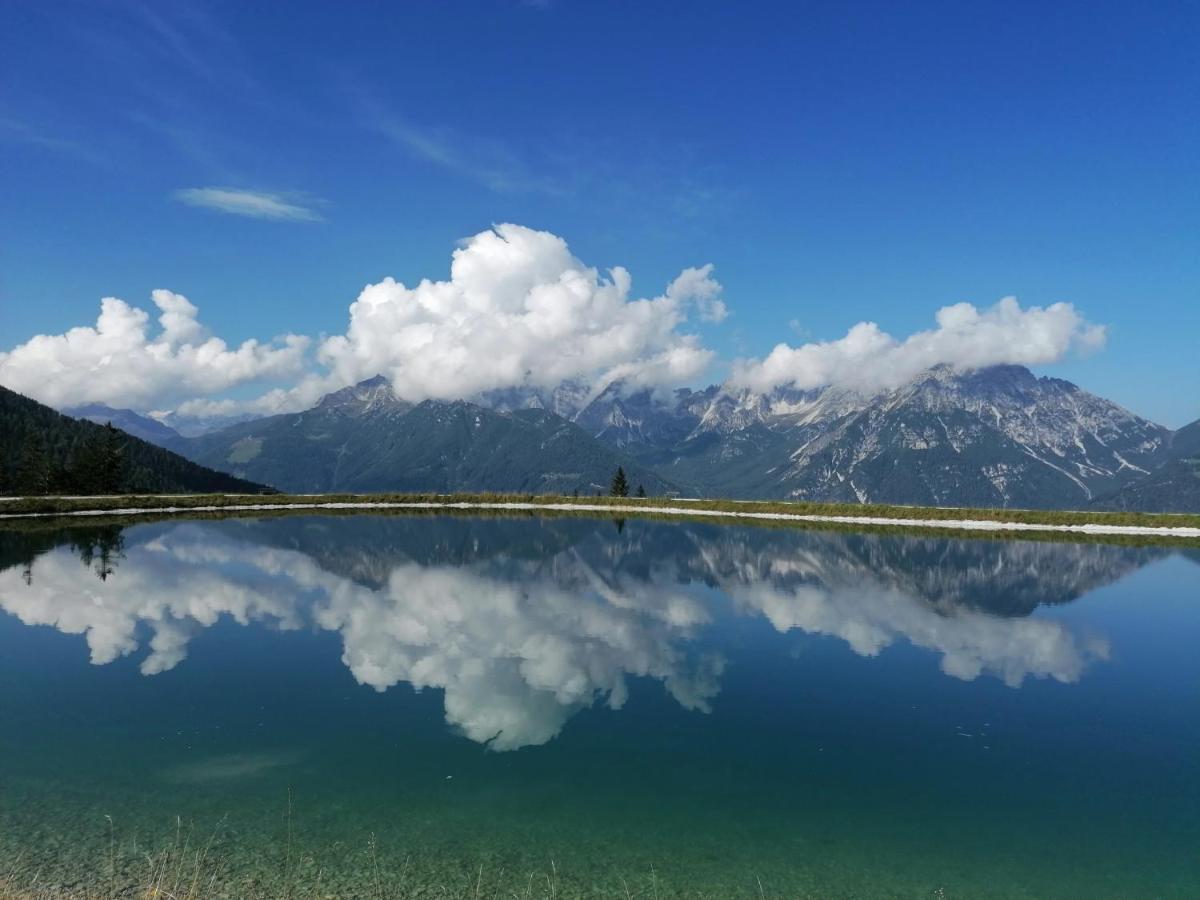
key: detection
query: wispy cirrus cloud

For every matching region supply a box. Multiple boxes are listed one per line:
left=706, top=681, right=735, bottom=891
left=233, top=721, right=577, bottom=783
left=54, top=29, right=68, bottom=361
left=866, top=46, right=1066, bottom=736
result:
left=344, top=75, right=738, bottom=222
left=0, top=114, right=106, bottom=165
left=361, top=99, right=566, bottom=196
left=173, top=187, right=323, bottom=222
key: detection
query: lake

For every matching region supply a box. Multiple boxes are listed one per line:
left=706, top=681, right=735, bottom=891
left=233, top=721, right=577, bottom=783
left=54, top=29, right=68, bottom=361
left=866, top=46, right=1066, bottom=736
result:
left=0, top=513, right=1197, bottom=898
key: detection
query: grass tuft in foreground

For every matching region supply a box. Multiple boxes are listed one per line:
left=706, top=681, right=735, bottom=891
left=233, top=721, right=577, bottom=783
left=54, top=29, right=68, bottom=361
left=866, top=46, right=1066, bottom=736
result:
left=0, top=813, right=819, bottom=900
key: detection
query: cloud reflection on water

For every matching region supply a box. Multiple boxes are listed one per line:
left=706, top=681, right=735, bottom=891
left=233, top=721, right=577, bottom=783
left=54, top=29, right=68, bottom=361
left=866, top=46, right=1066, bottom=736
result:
left=0, top=519, right=1144, bottom=749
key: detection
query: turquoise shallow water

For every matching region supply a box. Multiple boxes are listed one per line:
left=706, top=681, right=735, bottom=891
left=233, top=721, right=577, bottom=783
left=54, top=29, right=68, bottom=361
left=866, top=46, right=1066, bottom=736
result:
left=0, top=515, right=1197, bottom=898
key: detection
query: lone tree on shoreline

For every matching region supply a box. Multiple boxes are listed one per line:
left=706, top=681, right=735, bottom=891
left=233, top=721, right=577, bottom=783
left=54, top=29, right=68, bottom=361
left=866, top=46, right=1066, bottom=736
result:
left=610, top=466, right=629, bottom=497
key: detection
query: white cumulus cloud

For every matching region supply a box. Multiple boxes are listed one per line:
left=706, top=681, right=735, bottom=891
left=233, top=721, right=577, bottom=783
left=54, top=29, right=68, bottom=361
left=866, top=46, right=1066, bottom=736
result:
left=2, top=224, right=1114, bottom=420
left=311, top=223, right=723, bottom=405
left=729, top=297, right=1106, bottom=396
left=0, top=224, right=722, bottom=417
left=0, top=289, right=309, bottom=410
left=173, top=187, right=322, bottom=221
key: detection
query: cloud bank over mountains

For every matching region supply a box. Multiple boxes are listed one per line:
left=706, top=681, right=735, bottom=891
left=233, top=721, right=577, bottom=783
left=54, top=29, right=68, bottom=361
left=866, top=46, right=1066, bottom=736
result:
left=730, top=297, right=1106, bottom=396
left=314, top=223, right=725, bottom=404
left=0, top=224, right=1106, bottom=418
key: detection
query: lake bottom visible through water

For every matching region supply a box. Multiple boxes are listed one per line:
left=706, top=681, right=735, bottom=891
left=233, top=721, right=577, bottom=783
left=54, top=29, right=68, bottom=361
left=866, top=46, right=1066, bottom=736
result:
left=0, top=514, right=1197, bottom=898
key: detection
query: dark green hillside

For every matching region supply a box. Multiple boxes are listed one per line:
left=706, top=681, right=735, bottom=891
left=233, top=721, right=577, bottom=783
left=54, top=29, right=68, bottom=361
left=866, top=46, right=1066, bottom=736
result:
left=337, top=402, right=672, bottom=495
left=177, top=378, right=671, bottom=496
left=1170, top=418, right=1200, bottom=458
left=0, top=385, right=269, bottom=496
left=1094, top=456, right=1200, bottom=513
left=1093, top=417, right=1200, bottom=513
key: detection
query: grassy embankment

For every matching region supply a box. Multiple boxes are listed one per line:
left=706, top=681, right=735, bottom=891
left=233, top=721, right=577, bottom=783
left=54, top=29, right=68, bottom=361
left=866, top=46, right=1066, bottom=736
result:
left=1, top=492, right=1199, bottom=542
left=3, top=491, right=1200, bottom=527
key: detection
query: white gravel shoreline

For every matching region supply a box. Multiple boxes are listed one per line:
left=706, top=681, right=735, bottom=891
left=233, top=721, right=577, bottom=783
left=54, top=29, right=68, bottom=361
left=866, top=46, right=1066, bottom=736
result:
left=2, top=500, right=1199, bottom=538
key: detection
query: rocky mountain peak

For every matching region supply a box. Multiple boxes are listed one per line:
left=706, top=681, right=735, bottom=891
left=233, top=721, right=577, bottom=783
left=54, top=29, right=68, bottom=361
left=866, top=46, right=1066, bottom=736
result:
left=315, top=375, right=411, bottom=418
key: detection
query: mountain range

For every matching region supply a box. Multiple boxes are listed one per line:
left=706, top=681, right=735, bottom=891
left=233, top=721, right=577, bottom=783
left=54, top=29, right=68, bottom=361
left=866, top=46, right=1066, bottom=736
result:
left=572, top=364, right=1183, bottom=509
left=54, top=365, right=1200, bottom=511
left=168, top=376, right=670, bottom=496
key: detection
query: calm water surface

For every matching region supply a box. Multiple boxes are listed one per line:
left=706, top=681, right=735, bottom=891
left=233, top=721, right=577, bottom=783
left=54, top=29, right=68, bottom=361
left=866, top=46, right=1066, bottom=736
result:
left=0, top=514, right=1197, bottom=898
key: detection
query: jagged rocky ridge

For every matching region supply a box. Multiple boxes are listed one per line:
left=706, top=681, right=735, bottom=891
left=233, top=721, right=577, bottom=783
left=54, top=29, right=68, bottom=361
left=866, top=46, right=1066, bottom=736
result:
left=91, top=364, right=1195, bottom=510
left=557, top=364, right=1179, bottom=509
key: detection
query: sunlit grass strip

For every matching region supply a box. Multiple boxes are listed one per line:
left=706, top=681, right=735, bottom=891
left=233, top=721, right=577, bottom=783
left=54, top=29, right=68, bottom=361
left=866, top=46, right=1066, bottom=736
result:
left=2, top=491, right=1199, bottom=536
left=4, top=505, right=1200, bottom=549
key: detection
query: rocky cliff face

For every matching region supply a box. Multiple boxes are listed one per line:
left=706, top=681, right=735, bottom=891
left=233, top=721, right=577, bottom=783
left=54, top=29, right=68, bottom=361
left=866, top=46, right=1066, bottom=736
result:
left=569, top=364, right=1172, bottom=508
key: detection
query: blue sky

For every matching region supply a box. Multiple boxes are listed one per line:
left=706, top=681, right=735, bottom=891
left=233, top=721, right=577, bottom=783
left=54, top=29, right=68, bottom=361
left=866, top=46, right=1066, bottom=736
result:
left=1, top=0, right=1197, bottom=425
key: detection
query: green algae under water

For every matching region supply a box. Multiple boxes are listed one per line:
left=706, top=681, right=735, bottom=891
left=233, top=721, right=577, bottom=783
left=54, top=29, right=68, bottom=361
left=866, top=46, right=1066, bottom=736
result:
left=0, top=515, right=1197, bottom=898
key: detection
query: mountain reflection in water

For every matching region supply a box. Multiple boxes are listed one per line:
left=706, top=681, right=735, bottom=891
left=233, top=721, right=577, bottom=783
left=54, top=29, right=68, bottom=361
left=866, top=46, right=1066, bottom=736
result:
left=0, top=516, right=1165, bottom=750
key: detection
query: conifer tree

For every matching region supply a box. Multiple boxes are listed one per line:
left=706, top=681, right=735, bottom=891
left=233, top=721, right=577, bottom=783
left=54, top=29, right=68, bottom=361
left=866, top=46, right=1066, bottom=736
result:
left=610, top=466, right=629, bottom=497
left=95, top=423, right=127, bottom=494
left=16, top=432, right=50, bottom=495
left=71, top=423, right=128, bottom=494
left=636, top=484, right=646, bottom=498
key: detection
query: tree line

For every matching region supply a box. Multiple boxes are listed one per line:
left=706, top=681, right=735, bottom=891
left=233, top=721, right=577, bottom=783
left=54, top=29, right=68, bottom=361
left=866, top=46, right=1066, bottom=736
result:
left=6, top=423, right=128, bottom=496
left=0, top=384, right=266, bottom=496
